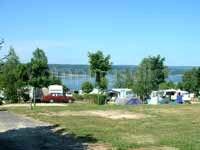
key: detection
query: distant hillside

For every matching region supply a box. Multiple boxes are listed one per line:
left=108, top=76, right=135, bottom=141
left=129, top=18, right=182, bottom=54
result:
left=48, top=64, right=195, bottom=75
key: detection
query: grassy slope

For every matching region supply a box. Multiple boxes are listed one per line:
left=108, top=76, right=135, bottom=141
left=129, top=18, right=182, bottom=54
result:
left=6, top=104, right=200, bottom=150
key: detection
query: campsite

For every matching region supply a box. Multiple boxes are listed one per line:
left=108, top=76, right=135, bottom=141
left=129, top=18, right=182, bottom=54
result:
left=3, top=103, right=200, bottom=150
left=1, top=1, right=200, bottom=150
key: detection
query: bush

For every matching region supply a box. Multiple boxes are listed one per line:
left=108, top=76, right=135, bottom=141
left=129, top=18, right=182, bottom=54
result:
left=73, top=94, right=84, bottom=101
left=81, top=81, right=94, bottom=93
left=83, top=94, right=107, bottom=105
left=0, top=100, right=3, bottom=105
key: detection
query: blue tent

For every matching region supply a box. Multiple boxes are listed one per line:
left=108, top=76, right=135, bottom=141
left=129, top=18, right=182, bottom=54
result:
left=126, top=98, right=142, bottom=105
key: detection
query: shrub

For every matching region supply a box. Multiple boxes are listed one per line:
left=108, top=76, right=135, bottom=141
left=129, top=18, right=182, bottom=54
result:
left=81, top=81, right=94, bottom=94
left=84, top=94, right=107, bottom=105
left=0, top=100, right=3, bottom=105
left=73, top=93, right=84, bottom=101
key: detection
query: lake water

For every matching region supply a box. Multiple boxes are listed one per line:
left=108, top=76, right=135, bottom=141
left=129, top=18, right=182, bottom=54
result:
left=61, top=74, right=182, bottom=90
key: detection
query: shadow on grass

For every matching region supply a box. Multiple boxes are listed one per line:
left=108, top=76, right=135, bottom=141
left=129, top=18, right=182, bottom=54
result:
left=0, top=124, right=98, bottom=150
left=0, top=108, right=7, bottom=111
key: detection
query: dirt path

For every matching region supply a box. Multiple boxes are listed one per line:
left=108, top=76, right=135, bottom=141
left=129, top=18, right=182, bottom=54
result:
left=2, top=103, right=68, bottom=107
left=0, top=111, right=98, bottom=150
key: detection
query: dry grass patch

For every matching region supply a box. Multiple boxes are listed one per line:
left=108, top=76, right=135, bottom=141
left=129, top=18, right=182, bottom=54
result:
left=42, top=110, right=149, bottom=120
left=134, top=146, right=179, bottom=150
left=122, top=134, right=155, bottom=145
left=87, top=143, right=114, bottom=150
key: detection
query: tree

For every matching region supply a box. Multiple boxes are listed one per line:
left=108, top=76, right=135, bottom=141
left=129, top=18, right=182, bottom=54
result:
left=88, top=51, right=112, bottom=88
left=15, top=63, right=31, bottom=101
left=30, top=48, right=50, bottom=88
left=99, top=77, right=108, bottom=90
left=181, top=68, right=200, bottom=95
left=81, top=81, right=94, bottom=93
left=133, top=58, right=153, bottom=101
left=48, top=76, right=62, bottom=85
left=0, top=39, right=11, bottom=63
left=148, top=55, right=168, bottom=89
left=133, top=55, right=168, bottom=101
left=0, top=47, right=20, bottom=102
left=159, top=81, right=176, bottom=90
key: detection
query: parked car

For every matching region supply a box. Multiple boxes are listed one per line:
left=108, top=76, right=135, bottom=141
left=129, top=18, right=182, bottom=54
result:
left=42, top=93, right=74, bottom=103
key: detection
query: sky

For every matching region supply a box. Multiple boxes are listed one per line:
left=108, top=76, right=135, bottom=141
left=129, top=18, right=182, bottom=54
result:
left=1, top=0, right=200, bottom=66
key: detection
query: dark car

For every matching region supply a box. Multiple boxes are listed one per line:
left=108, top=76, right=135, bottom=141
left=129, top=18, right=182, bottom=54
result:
left=42, top=93, right=74, bottom=103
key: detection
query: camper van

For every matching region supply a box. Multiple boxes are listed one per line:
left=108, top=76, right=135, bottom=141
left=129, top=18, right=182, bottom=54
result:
left=110, top=88, right=134, bottom=99
left=148, top=89, right=193, bottom=105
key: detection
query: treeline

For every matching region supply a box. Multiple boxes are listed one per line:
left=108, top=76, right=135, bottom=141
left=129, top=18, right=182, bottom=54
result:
left=0, top=39, right=199, bottom=103
left=114, top=56, right=200, bottom=100
left=84, top=51, right=200, bottom=101
left=178, top=68, right=200, bottom=95
left=0, top=46, right=62, bottom=103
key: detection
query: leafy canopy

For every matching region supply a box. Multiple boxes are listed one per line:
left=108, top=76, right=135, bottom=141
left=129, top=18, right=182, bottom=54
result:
left=81, top=81, right=94, bottom=94
left=88, top=50, right=112, bottom=87
left=133, top=55, right=168, bottom=100
left=30, top=48, right=50, bottom=88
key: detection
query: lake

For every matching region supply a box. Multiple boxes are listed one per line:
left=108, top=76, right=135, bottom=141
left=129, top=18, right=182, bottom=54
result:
left=61, top=74, right=183, bottom=90
left=49, top=64, right=190, bottom=90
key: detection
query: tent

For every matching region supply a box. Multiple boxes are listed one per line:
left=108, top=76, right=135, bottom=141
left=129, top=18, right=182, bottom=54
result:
left=126, top=98, right=142, bottom=105
left=115, top=98, right=129, bottom=105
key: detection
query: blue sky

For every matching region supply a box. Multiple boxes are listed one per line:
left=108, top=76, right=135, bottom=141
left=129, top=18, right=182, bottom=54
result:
left=1, top=0, right=200, bottom=66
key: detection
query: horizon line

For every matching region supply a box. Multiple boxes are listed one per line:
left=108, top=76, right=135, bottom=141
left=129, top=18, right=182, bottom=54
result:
left=48, top=63, right=200, bottom=67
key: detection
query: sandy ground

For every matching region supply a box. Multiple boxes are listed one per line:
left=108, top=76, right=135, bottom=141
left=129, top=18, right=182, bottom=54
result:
left=41, top=110, right=149, bottom=120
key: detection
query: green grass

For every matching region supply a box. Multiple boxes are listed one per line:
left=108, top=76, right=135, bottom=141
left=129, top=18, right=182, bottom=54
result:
left=6, top=104, right=200, bottom=150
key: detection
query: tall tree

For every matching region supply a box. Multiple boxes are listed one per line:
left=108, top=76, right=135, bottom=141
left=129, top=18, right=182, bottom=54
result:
left=133, top=55, right=168, bottom=101
left=88, top=51, right=112, bottom=88
left=0, top=47, right=20, bottom=102
left=149, top=55, right=168, bottom=89
left=30, top=48, right=50, bottom=88
left=0, top=39, right=10, bottom=69
left=181, top=68, right=200, bottom=95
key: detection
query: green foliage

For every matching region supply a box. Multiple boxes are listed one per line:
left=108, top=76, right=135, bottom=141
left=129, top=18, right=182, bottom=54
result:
left=176, top=82, right=184, bottom=90
left=133, top=55, right=168, bottom=100
left=47, top=76, right=62, bottom=85
left=83, top=94, right=107, bottom=105
left=99, top=77, right=108, bottom=90
left=30, top=48, right=50, bottom=88
left=0, top=47, right=65, bottom=103
left=73, top=93, right=107, bottom=104
left=0, top=47, right=20, bottom=102
left=180, top=68, right=200, bottom=95
left=63, top=85, right=69, bottom=93
left=73, top=93, right=84, bottom=101
left=0, top=39, right=10, bottom=62
left=88, top=51, right=112, bottom=87
left=159, top=81, right=176, bottom=90
left=81, top=81, right=94, bottom=93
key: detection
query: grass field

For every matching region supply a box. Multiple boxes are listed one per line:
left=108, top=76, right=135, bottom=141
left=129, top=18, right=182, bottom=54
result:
left=5, top=104, right=200, bottom=150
